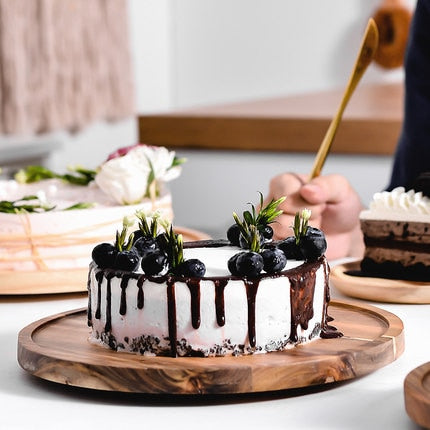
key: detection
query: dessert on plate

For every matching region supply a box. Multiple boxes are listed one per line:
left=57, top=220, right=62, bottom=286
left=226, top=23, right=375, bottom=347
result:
left=360, top=178, right=430, bottom=282
left=88, top=196, right=342, bottom=357
left=0, top=144, right=184, bottom=274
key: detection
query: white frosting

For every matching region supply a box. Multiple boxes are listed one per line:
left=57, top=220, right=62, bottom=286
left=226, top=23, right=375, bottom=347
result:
left=360, top=187, right=430, bottom=221
left=0, top=179, right=173, bottom=271
left=88, top=247, right=328, bottom=357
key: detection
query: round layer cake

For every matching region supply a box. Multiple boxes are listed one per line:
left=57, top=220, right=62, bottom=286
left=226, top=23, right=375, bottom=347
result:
left=87, top=204, right=341, bottom=357
left=0, top=179, right=172, bottom=272
left=87, top=240, right=336, bottom=357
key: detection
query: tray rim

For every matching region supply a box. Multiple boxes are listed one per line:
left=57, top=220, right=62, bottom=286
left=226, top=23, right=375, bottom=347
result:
left=17, top=299, right=405, bottom=395
left=330, top=260, right=430, bottom=304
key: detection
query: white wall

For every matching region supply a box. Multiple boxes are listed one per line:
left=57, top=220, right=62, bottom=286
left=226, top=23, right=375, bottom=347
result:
left=7, top=0, right=416, bottom=236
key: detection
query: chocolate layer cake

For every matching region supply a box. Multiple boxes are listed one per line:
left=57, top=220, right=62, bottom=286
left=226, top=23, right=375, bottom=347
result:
left=360, top=186, right=430, bottom=281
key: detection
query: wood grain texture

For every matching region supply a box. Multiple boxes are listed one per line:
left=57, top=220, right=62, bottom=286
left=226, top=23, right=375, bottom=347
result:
left=17, top=300, right=404, bottom=395
left=0, top=227, right=210, bottom=296
left=404, top=362, right=430, bottom=428
left=138, top=83, right=402, bottom=155
left=330, top=261, right=430, bottom=304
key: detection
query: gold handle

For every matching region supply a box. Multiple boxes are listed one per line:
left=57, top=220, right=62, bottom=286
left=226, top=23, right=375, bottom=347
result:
left=309, top=18, right=379, bottom=179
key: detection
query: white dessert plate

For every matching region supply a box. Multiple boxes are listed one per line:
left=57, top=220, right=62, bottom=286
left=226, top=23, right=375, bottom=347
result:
left=17, top=300, right=404, bottom=395
left=330, top=260, right=430, bottom=304
left=0, top=227, right=210, bottom=296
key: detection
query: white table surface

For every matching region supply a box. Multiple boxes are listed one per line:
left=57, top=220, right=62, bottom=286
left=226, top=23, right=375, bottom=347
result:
left=0, top=259, right=427, bottom=430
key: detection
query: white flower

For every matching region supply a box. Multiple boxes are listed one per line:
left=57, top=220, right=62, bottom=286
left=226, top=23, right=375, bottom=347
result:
left=95, top=144, right=183, bottom=205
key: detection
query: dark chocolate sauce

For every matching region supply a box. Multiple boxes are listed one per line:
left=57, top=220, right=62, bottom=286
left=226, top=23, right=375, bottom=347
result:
left=244, top=279, right=260, bottom=348
left=166, top=278, right=177, bottom=358
left=119, top=276, right=129, bottom=315
left=214, top=279, right=228, bottom=326
left=95, top=271, right=103, bottom=320
left=289, top=264, right=317, bottom=343
left=137, top=278, right=144, bottom=309
left=186, top=279, right=201, bottom=329
left=320, top=260, right=343, bottom=339
left=105, top=274, right=113, bottom=332
left=87, top=271, right=93, bottom=327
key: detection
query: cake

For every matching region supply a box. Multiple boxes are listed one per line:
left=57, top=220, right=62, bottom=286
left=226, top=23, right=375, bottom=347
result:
left=87, top=198, right=341, bottom=357
left=0, top=144, right=183, bottom=286
left=360, top=184, right=430, bottom=281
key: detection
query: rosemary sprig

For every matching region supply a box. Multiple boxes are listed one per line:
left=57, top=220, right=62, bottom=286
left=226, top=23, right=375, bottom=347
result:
left=135, top=210, right=160, bottom=238
left=14, top=165, right=96, bottom=186
left=232, top=192, right=286, bottom=252
left=292, top=209, right=312, bottom=245
left=0, top=195, right=55, bottom=213
left=115, top=217, right=135, bottom=251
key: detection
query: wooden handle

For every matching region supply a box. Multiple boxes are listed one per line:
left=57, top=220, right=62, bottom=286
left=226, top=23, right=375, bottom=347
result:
left=309, top=18, right=379, bottom=179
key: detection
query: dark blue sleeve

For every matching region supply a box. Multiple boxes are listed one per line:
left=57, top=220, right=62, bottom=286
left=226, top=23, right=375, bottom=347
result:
left=387, top=0, right=430, bottom=190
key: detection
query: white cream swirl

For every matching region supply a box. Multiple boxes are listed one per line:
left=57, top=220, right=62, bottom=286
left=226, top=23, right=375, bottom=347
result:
left=370, top=187, right=430, bottom=215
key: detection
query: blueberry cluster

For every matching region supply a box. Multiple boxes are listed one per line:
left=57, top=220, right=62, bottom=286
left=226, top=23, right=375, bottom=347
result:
left=91, top=215, right=206, bottom=278
left=226, top=204, right=327, bottom=278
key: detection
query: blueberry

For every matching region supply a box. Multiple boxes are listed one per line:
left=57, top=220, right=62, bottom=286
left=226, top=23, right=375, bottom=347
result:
left=92, top=243, right=117, bottom=268
left=260, top=225, right=274, bottom=241
left=227, top=224, right=241, bottom=246
left=236, top=251, right=264, bottom=277
left=228, top=252, right=245, bottom=276
left=300, top=228, right=327, bottom=261
left=114, top=249, right=140, bottom=271
left=261, top=248, right=287, bottom=273
left=176, top=259, right=206, bottom=277
left=141, top=250, right=168, bottom=275
left=131, top=229, right=144, bottom=243
left=278, top=236, right=303, bottom=260
left=134, top=236, right=158, bottom=257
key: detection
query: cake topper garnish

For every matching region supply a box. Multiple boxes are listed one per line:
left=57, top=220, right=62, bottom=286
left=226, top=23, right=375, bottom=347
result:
left=95, top=143, right=186, bottom=205
left=15, top=165, right=96, bottom=186
left=227, top=193, right=287, bottom=277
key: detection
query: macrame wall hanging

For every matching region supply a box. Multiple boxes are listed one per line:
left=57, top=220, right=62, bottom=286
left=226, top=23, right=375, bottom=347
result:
left=0, top=0, right=135, bottom=135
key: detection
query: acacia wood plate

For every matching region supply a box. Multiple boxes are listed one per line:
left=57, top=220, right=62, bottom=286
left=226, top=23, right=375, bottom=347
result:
left=17, top=300, right=404, bottom=395
left=330, top=261, right=430, bottom=304
left=0, top=227, right=210, bottom=296
left=404, top=362, right=430, bottom=428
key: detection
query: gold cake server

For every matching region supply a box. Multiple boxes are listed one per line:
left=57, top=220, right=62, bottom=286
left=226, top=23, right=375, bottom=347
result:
left=309, top=18, right=379, bottom=179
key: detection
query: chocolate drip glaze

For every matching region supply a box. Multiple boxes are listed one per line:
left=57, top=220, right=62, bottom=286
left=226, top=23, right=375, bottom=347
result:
left=166, top=278, right=177, bottom=357
left=105, top=274, right=113, bottom=332
left=320, top=260, right=343, bottom=339
left=87, top=271, right=92, bottom=327
left=119, top=276, right=129, bottom=316
left=137, top=277, right=144, bottom=309
left=90, top=244, right=342, bottom=356
left=289, top=265, right=317, bottom=343
left=214, top=279, right=228, bottom=326
left=186, top=279, right=201, bottom=329
left=244, top=279, right=260, bottom=348
left=95, top=271, right=103, bottom=320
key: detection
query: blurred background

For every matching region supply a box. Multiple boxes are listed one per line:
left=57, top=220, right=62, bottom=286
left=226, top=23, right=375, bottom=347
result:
left=0, top=0, right=417, bottom=237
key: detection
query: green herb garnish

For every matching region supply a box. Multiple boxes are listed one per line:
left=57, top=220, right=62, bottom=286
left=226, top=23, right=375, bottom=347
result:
left=14, top=165, right=96, bottom=186
left=0, top=195, right=55, bottom=213
left=115, top=217, right=135, bottom=251
left=232, top=192, right=286, bottom=252
left=292, top=208, right=311, bottom=245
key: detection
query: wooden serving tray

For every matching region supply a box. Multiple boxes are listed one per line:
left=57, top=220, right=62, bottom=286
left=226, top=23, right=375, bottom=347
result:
left=0, top=227, right=209, bottom=296
left=405, top=362, right=430, bottom=428
left=17, top=300, right=404, bottom=395
left=330, top=261, right=430, bottom=304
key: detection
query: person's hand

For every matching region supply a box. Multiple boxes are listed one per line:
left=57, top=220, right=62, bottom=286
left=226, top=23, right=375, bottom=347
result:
left=264, top=173, right=365, bottom=259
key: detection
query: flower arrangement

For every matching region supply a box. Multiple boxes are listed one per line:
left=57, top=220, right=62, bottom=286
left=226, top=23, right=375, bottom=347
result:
left=95, top=143, right=185, bottom=205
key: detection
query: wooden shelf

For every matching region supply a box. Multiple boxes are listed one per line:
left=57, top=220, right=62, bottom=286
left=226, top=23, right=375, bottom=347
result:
left=138, top=83, right=403, bottom=155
